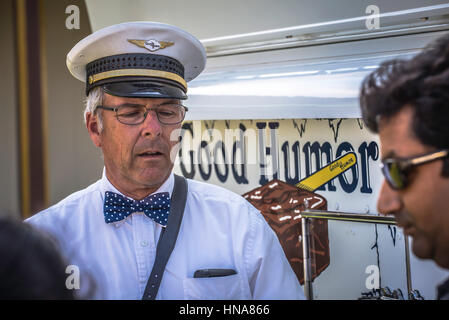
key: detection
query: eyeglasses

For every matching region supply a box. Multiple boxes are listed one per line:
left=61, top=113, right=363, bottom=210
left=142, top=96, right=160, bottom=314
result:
left=96, top=103, right=188, bottom=125
left=380, top=149, right=448, bottom=190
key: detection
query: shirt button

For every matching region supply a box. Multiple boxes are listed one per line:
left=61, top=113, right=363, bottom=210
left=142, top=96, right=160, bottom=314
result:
left=140, top=240, right=148, bottom=247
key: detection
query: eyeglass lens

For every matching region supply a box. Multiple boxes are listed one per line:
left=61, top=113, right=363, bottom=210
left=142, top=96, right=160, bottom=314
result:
left=116, top=104, right=185, bottom=124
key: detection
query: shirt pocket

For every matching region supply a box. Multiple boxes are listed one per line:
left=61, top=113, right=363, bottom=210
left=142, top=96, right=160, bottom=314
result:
left=183, top=273, right=245, bottom=300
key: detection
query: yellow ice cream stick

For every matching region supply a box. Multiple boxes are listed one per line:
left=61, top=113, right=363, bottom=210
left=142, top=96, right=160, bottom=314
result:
left=295, top=152, right=357, bottom=192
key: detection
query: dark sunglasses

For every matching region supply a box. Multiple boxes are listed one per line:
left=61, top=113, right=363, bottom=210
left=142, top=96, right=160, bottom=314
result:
left=380, top=149, right=449, bottom=190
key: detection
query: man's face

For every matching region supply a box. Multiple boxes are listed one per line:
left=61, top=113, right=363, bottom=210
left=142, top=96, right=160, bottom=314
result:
left=87, top=92, right=182, bottom=199
left=377, top=106, right=449, bottom=268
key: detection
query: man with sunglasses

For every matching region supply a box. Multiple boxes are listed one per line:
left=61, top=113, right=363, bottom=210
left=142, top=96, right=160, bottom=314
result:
left=360, top=33, right=449, bottom=300
left=26, top=22, right=304, bottom=300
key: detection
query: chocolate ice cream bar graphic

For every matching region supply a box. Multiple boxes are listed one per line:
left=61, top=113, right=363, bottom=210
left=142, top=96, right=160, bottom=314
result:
left=242, top=152, right=357, bottom=285
left=295, top=152, right=357, bottom=192
left=242, top=178, right=329, bottom=285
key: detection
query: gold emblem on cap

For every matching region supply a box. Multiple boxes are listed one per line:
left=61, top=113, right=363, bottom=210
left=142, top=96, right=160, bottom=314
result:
left=127, top=39, right=174, bottom=52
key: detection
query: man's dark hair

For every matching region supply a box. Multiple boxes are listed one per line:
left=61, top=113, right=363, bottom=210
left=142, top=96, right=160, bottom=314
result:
left=359, top=33, right=449, bottom=175
left=0, top=216, right=75, bottom=299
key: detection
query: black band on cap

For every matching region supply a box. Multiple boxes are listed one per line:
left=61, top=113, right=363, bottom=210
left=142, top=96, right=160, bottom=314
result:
left=102, top=81, right=187, bottom=100
left=85, top=53, right=186, bottom=96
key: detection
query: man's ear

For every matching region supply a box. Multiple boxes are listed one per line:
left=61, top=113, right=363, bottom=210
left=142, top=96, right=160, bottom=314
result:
left=86, top=112, right=102, bottom=148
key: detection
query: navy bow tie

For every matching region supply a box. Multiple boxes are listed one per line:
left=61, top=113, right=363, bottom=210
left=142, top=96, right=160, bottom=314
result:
left=104, top=191, right=170, bottom=226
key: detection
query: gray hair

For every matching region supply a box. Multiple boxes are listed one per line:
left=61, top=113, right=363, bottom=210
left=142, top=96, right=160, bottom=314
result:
left=84, top=87, right=104, bottom=132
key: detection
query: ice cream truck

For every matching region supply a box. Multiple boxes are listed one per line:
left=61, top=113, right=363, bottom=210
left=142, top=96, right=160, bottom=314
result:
left=166, top=1, right=449, bottom=299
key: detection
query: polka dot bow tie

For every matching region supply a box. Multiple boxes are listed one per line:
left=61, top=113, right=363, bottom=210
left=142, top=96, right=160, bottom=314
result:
left=103, top=191, right=170, bottom=226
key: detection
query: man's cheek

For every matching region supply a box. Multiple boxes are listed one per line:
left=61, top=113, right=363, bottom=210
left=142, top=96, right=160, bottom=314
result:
left=118, top=143, right=131, bottom=168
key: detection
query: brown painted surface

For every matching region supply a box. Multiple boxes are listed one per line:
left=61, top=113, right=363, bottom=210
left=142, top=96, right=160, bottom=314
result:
left=243, top=179, right=330, bottom=284
left=25, top=0, right=46, bottom=214
left=10, top=0, right=96, bottom=217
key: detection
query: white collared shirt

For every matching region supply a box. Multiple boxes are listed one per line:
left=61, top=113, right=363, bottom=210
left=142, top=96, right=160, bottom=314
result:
left=26, top=169, right=305, bottom=300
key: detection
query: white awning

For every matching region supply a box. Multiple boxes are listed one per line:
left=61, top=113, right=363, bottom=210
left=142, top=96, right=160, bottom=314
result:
left=185, top=30, right=448, bottom=120
left=185, top=51, right=414, bottom=120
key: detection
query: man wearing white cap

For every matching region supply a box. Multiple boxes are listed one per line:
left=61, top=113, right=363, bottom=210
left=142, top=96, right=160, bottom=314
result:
left=27, top=22, right=304, bottom=300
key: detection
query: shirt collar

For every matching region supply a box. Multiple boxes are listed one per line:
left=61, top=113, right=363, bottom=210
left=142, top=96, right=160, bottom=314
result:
left=99, top=167, right=175, bottom=227
left=99, top=167, right=175, bottom=200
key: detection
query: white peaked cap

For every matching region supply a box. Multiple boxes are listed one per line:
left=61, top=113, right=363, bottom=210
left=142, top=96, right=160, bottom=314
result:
left=66, top=21, right=206, bottom=99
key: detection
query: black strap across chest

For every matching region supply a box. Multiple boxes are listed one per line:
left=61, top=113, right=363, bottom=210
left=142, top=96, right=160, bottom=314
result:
left=141, top=174, right=188, bottom=300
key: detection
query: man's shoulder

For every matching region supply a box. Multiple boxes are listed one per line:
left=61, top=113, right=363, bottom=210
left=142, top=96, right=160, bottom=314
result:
left=27, top=179, right=102, bottom=226
left=184, top=178, right=264, bottom=223
left=186, top=178, right=250, bottom=204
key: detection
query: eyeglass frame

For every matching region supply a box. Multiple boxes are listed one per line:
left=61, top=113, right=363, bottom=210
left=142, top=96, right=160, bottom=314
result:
left=95, top=103, right=188, bottom=125
left=380, top=149, right=449, bottom=190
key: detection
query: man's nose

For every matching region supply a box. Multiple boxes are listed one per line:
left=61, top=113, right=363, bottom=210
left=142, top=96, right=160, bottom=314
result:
left=377, top=179, right=402, bottom=216
left=141, top=110, right=162, bottom=137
